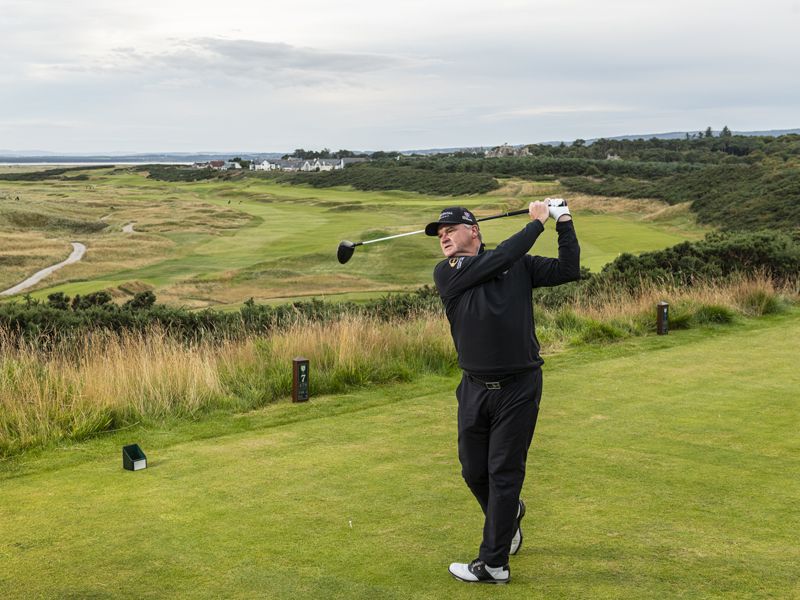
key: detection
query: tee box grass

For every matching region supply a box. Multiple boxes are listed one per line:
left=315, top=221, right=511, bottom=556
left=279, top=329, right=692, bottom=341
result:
left=1, top=311, right=797, bottom=598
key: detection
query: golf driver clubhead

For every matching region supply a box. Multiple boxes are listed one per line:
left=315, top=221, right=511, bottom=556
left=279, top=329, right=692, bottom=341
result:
left=336, top=201, right=566, bottom=264
left=337, top=240, right=358, bottom=264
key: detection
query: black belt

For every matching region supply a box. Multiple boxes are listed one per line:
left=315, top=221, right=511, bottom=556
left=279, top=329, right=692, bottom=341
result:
left=466, top=371, right=528, bottom=390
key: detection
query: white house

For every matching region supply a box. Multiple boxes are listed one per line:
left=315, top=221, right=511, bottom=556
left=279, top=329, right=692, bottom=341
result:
left=300, top=158, right=346, bottom=172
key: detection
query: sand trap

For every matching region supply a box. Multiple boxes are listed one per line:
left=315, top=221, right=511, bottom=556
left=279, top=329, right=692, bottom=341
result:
left=122, top=222, right=135, bottom=233
left=0, top=242, right=87, bottom=297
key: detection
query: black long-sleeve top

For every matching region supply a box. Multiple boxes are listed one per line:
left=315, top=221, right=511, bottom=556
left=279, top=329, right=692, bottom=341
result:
left=433, top=219, right=580, bottom=375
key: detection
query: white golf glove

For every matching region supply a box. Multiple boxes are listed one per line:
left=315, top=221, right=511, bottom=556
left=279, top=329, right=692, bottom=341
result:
left=546, top=197, right=571, bottom=222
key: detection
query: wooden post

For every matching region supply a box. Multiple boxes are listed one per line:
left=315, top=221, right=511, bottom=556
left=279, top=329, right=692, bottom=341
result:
left=292, top=357, right=310, bottom=402
left=657, top=301, right=669, bottom=335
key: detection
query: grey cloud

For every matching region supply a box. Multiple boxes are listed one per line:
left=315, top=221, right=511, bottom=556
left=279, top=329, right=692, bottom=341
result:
left=82, top=38, right=418, bottom=89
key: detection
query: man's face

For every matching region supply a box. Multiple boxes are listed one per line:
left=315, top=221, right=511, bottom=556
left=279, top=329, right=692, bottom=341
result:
left=437, top=223, right=479, bottom=258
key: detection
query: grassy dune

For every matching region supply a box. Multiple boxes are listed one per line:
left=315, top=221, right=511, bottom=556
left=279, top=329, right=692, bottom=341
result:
left=1, top=309, right=797, bottom=598
left=1, top=169, right=706, bottom=306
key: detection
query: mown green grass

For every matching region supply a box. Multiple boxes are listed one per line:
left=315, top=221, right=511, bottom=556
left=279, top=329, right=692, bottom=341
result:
left=4, top=170, right=703, bottom=306
left=2, top=311, right=797, bottom=598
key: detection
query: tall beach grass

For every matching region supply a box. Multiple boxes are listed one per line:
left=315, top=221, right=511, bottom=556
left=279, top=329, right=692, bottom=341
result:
left=1, top=274, right=796, bottom=457
left=0, top=314, right=455, bottom=456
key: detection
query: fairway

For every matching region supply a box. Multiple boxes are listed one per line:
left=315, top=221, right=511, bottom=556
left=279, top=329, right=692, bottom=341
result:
left=2, top=311, right=797, bottom=598
left=1, top=170, right=704, bottom=307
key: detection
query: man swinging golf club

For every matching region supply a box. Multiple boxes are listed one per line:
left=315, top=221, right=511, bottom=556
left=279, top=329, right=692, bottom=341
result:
left=427, top=200, right=580, bottom=584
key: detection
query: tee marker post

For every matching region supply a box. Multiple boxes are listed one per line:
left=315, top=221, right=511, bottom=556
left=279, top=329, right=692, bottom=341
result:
left=657, top=301, right=669, bottom=335
left=293, top=357, right=310, bottom=402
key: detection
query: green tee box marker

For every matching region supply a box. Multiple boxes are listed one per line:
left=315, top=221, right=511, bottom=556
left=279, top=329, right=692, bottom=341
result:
left=122, top=444, right=147, bottom=471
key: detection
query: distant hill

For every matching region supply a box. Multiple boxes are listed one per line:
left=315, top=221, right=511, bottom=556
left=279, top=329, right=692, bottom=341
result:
left=2, top=128, right=798, bottom=163
left=402, top=129, right=800, bottom=153
left=550, top=128, right=800, bottom=145
left=0, top=152, right=286, bottom=164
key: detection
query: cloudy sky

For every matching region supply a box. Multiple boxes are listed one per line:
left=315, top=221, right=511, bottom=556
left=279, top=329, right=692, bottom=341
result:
left=2, top=0, right=799, bottom=153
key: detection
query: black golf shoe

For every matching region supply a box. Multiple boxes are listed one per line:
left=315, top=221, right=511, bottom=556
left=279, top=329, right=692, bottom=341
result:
left=449, top=558, right=510, bottom=584
left=510, top=499, right=526, bottom=555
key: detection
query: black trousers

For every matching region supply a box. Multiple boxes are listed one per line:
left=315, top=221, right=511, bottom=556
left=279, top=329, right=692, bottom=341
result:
left=456, top=368, right=542, bottom=567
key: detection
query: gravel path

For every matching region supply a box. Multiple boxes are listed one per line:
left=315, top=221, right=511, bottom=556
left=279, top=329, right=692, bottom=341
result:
left=0, top=242, right=87, bottom=297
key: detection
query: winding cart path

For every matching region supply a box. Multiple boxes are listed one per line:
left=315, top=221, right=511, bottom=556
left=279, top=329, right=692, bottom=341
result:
left=0, top=242, right=86, bottom=297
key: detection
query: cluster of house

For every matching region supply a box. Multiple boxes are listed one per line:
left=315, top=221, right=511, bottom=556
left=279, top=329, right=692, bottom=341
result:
left=252, top=157, right=369, bottom=172
left=192, top=158, right=369, bottom=172
left=192, top=160, right=237, bottom=170
left=484, top=143, right=531, bottom=158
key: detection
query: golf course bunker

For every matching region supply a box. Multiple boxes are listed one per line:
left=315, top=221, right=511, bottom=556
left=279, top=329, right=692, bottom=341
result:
left=0, top=242, right=86, bottom=297
left=123, top=222, right=135, bottom=233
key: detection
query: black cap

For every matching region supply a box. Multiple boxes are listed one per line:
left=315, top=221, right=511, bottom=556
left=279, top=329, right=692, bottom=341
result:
left=425, top=207, right=477, bottom=236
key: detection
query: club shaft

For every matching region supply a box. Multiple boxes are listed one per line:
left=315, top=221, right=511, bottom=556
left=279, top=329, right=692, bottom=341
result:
left=355, top=207, right=531, bottom=246
left=361, top=229, right=426, bottom=246
left=476, top=208, right=529, bottom=222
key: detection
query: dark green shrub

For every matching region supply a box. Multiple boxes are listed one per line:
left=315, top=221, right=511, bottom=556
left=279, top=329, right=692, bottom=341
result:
left=72, top=291, right=113, bottom=310
left=587, top=230, right=800, bottom=293
left=140, top=165, right=221, bottom=182
left=693, top=304, right=736, bottom=325
left=47, top=292, right=70, bottom=310
left=576, top=320, right=626, bottom=344
left=124, top=291, right=156, bottom=310
left=0, top=166, right=106, bottom=181
left=276, top=166, right=499, bottom=196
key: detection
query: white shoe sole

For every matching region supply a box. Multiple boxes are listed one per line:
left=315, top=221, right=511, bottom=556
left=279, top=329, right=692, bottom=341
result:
left=448, top=563, right=509, bottom=584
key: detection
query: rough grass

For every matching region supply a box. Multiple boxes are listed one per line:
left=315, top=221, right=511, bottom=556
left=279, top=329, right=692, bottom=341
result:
left=0, top=233, right=74, bottom=289
left=1, top=273, right=795, bottom=457
left=534, top=273, right=797, bottom=353
left=0, top=315, right=455, bottom=457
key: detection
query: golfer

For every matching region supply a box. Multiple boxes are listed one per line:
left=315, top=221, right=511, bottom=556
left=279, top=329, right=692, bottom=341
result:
left=426, top=200, right=580, bottom=584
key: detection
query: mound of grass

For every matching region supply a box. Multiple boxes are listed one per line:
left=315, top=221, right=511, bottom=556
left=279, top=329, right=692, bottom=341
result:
left=139, top=165, right=222, bottom=182
left=1, top=209, right=107, bottom=234
left=734, top=288, right=785, bottom=316
left=0, top=165, right=106, bottom=181
left=663, top=303, right=694, bottom=330
left=692, top=304, right=737, bottom=325
left=575, top=319, right=626, bottom=344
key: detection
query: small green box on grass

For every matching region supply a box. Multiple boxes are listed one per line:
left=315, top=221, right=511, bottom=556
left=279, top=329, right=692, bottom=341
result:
left=122, top=444, right=147, bottom=471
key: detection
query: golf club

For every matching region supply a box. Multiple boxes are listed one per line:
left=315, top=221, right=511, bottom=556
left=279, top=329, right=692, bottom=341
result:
left=337, top=202, right=565, bottom=264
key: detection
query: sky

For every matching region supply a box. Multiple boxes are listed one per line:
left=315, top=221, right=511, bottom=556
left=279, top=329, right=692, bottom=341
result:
left=2, top=0, right=799, bottom=153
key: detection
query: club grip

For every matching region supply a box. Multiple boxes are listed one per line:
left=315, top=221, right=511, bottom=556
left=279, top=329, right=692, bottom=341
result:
left=476, top=208, right=529, bottom=222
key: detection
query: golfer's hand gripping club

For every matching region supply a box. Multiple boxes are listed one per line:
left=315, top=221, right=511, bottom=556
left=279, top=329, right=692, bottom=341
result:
left=545, top=197, right=571, bottom=222
left=528, top=201, right=550, bottom=224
